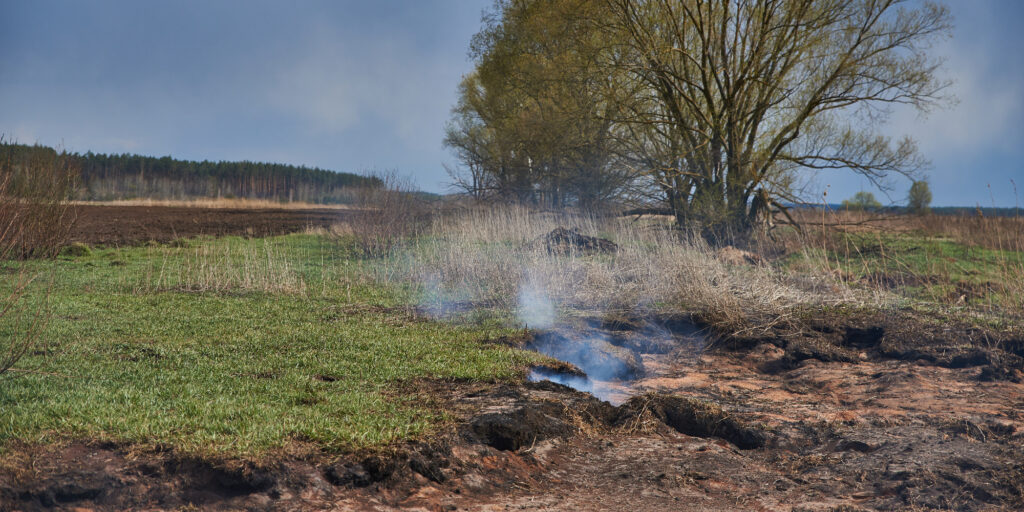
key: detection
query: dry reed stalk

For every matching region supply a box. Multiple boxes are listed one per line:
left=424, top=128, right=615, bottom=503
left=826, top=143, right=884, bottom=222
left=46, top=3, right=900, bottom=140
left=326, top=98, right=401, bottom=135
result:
left=134, top=239, right=307, bottom=295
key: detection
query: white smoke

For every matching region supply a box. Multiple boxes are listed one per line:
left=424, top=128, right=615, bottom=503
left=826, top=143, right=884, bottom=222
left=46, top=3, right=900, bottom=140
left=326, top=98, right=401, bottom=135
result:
left=516, top=273, right=556, bottom=330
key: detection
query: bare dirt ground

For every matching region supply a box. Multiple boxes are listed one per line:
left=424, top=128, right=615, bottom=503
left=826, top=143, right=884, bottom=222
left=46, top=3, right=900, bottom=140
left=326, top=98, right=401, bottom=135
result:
left=68, top=205, right=350, bottom=246
left=4, top=311, right=1023, bottom=511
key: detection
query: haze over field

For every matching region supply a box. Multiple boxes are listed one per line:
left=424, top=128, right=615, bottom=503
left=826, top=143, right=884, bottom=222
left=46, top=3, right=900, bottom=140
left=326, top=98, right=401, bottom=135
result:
left=1, top=0, right=1022, bottom=206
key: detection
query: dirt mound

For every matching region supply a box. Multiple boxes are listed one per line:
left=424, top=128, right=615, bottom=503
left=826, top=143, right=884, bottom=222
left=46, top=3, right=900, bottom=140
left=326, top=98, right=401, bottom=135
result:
left=531, top=227, right=618, bottom=255
left=68, top=205, right=350, bottom=246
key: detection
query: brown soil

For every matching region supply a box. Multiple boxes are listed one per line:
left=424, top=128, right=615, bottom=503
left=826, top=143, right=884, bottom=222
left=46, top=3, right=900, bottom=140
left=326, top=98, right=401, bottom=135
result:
left=68, top=205, right=352, bottom=246
left=3, top=311, right=1022, bottom=511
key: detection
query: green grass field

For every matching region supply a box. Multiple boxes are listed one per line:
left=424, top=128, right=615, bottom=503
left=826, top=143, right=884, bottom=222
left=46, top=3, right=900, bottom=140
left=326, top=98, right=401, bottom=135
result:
left=781, top=230, right=1024, bottom=313
left=0, top=234, right=540, bottom=457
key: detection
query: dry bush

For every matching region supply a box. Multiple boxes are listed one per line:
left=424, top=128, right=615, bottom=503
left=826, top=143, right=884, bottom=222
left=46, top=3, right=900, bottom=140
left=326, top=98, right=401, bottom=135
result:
left=380, top=204, right=813, bottom=335
left=0, top=140, right=78, bottom=376
left=1, top=142, right=79, bottom=258
left=134, top=239, right=307, bottom=295
left=349, top=172, right=430, bottom=258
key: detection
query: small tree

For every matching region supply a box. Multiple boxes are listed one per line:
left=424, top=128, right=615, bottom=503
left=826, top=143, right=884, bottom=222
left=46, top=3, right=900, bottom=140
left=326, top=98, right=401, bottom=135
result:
left=907, top=180, right=932, bottom=214
left=842, top=191, right=882, bottom=211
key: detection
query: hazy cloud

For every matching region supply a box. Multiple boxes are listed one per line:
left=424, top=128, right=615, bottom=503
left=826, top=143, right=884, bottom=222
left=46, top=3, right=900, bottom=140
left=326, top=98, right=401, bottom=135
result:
left=0, top=0, right=1020, bottom=203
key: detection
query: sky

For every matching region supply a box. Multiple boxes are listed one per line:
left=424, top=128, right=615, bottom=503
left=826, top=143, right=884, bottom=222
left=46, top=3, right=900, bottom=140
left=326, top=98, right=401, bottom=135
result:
left=1, top=0, right=1021, bottom=206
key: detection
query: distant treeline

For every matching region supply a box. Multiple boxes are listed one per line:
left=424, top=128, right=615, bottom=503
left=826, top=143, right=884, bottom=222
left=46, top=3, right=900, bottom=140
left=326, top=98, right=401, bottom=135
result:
left=795, top=204, right=1022, bottom=218
left=1, top=143, right=381, bottom=203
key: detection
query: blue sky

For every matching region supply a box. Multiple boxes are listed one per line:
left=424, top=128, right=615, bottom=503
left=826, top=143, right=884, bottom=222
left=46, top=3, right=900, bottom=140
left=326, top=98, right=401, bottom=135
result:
left=1, top=1, right=1021, bottom=206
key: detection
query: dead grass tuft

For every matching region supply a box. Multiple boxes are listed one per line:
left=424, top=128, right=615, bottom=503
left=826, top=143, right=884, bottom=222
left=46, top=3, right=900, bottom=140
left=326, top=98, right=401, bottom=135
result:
left=378, top=204, right=819, bottom=336
left=134, top=239, right=307, bottom=295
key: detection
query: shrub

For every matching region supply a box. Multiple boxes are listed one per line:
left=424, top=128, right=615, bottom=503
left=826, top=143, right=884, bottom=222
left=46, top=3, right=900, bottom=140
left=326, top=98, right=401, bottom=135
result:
left=0, top=142, right=79, bottom=258
left=841, top=191, right=882, bottom=211
left=348, top=171, right=429, bottom=258
left=0, top=139, right=78, bottom=376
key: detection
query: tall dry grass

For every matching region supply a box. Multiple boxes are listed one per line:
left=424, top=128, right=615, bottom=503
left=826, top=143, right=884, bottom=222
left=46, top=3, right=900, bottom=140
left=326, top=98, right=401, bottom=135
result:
left=378, top=204, right=818, bottom=335
left=133, top=239, right=307, bottom=295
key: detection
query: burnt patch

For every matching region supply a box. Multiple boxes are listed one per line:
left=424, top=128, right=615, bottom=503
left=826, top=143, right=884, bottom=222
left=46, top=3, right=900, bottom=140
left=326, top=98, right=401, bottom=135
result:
left=482, top=329, right=534, bottom=348
left=722, top=306, right=1024, bottom=381
left=761, top=338, right=857, bottom=373
left=842, top=326, right=884, bottom=349
left=616, top=394, right=768, bottom=450
left=463, top=404, right=575, bottom=452
left=605, top=330, right=678, bottom=355
left=1, top=444, right=278, bottom=511
left=834, top=439, right=878, bottom=453
left=323, top=455, right=398, bottom=488
left=593, top=313, right=704, bottom=355
left=168, top=458, right=277, bottom=503
left=530, top=360, right=586, bottom=378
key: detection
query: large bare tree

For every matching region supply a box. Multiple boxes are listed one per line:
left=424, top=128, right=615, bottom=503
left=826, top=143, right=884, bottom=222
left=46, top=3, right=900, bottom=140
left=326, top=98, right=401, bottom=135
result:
left=599, top=0, right=950, bottom=239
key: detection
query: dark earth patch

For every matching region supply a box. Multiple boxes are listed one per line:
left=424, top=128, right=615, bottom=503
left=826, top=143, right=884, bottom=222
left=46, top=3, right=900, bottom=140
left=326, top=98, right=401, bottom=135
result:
left=68, top=205, right=351, bottom=246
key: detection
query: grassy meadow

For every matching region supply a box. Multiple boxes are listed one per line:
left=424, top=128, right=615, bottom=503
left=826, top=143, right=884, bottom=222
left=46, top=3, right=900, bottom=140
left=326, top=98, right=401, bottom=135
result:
left=0, top=234, right=539, bottom=457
